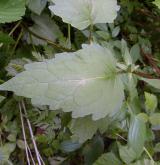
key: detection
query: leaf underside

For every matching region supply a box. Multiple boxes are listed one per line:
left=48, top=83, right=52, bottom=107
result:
left=0, top=44, right=124, bottom=120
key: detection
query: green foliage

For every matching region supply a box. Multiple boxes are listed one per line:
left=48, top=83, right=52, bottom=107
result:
left=0, top=0, right=160, bottom=164
left=0, top=0, right=25, bottom=23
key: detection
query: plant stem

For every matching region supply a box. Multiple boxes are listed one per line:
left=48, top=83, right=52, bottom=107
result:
left=11, top=28, right=23, bottom=55
left=9, top=21, right=21, bottom=36
left=19, top=102, right=31, bottom=165
left=89, top=24, right=93, bottom=43
left=21, top=100, right=43, bottom=165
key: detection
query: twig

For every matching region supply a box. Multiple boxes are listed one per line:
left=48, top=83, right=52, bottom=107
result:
left=21, top=100, right=43, bottom=165
left=27, top=144, right=36, bottom=165
left=19, top=102, right=31, bottom=165
left=11, top=28, right=23, bottom=55
left=9, top=21, right=21, bottom=36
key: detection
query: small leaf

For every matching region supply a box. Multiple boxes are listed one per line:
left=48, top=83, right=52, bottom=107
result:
left=93, top=152, right=122, bottom=165
left=128, top=115, right=146, bottom=157
left=140, top=78, right=160, bottom=89
left=112, top=26, right=120, bottom=38
left=0, top=32, right=15, bottom=44
left=121, top=39, right=133, bottom=65
left=130, top=44, right=141, bottom=63
left=60, top=140, right=81, bottom=152
left=0, top=96, right=5, bottom=103
left=0, top=44, right=124, bottom=120
left=0, top=0, right=26, bottom=23
left=149, top=113, right=160, bottom=125
left=49, top=0, right=120, bottom=30
left=145, top=92, right=157, bottom=113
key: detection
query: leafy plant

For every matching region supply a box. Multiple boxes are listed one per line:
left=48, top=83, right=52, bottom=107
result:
left=0, top=0, right=160, bottom=164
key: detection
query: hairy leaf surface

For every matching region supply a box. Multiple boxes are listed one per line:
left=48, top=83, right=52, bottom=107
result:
left=0, top=44, right=124, bottom=120
left=49, top=0, right=120, bottom=30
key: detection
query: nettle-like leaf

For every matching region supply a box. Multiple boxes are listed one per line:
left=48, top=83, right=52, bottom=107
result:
left=0, top=44, right=124, bottom=120
left=0, top=0, right=26, bottom=23
left=49, top=0, right=120, bottom=30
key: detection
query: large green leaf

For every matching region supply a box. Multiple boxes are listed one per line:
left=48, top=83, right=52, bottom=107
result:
left=0, top=0, right=26, bottom=23
left=0, top=44, right=124, bottom=120
left=49, top=0, right=120, bottom=30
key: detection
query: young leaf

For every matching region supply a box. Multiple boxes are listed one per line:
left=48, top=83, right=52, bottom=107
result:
left=49, top=0, right=120, bottom=30
left=0, top=0, right=26, bottom=23
left=149, top=113, right=160, bottom=126
left=145, top=92, right=157, bottom=113
left=0, top=44, right=124, bottom=120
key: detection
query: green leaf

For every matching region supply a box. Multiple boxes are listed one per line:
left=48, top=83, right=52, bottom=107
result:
left=0, top=32, right=15, bottom=44
left=121, top=39, right=133, bottom=65
left=130, top=44, right=141, bottom=63
left=27, top=0, right=47, bottom=15
left=26, top=13, right=63, bottom=45
left=149, top=113, right=160, bottom=125
left=70, top=116, right=110, bottom=143
left=0, top=44, right=124, bottom=120
left=128, top=115, right=146, bottom=157
left=49, top=0, right=120, bottom=30
left=0, top=0, right=26, bottom=23
left=83, top=136, right=104, bottom=165
left=119, top=145, right=137, bottom=164
left=60, top=140, right=81, bottom=152
left=153, top=0, right=160, bottom=9
left=139, top=78, right=160, bottom=89
left=145, top=92, right=157, bottom=113
left=0, top=95, right=5, bottom=103
left=130, top=159, right=157, bottom=165
left=93, top=152, right=122, bottom=165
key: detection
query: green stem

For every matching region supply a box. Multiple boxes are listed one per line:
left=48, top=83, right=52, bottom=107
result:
left=9, top=21, right=21, bottom=36
left=89, top=24, right=93, bottom=43
left=11, top=28, right=23, bottom=56
left=68, top=24, right=71, bottom=44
